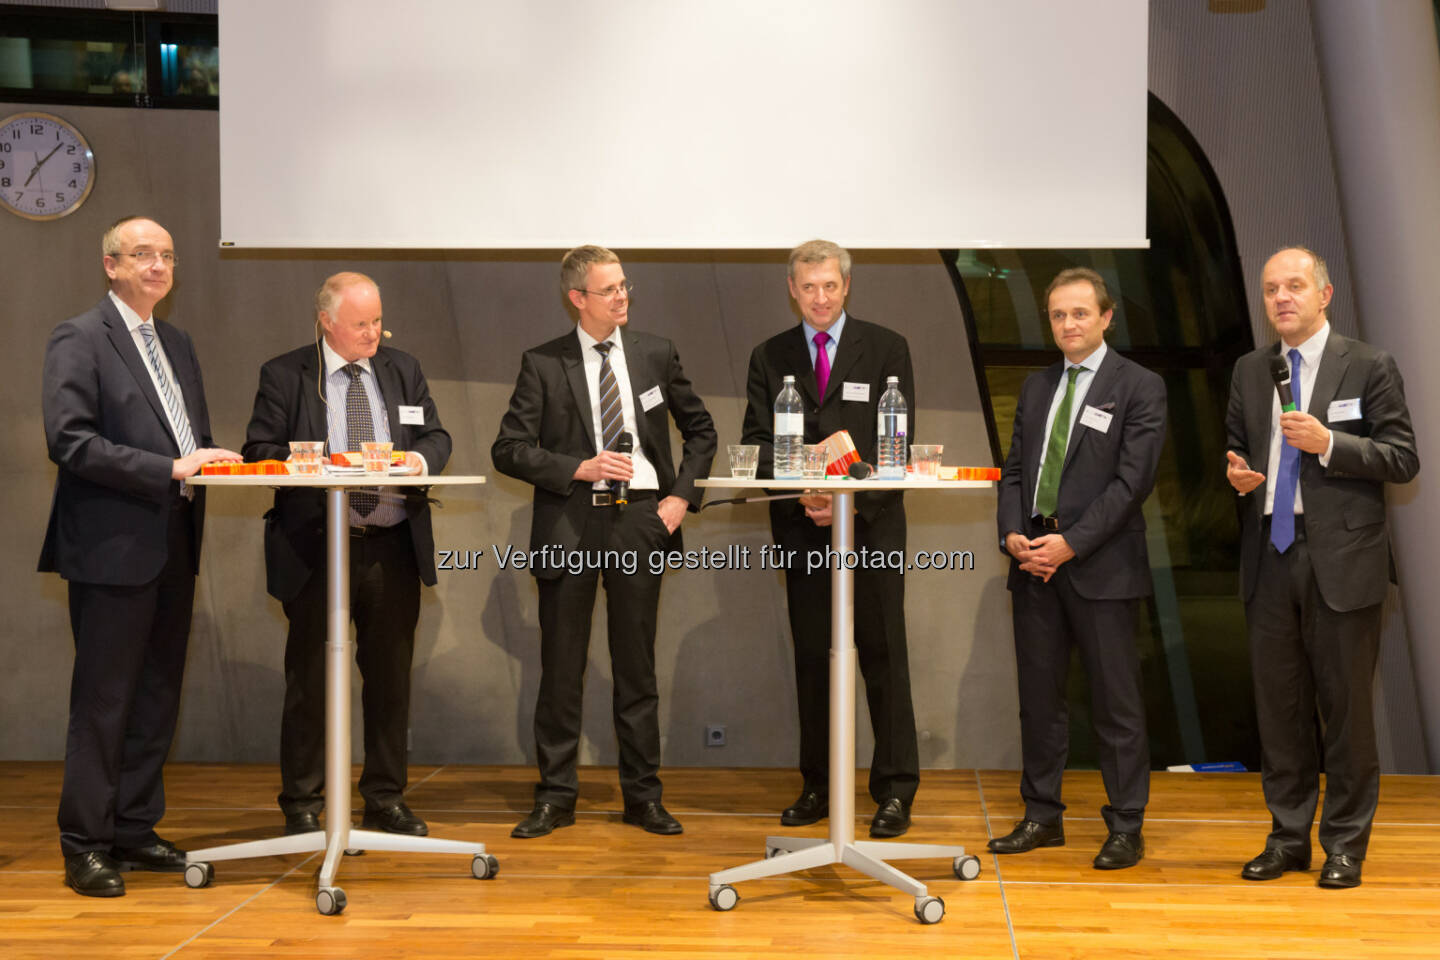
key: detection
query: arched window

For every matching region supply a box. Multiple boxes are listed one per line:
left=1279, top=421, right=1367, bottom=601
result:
left=943, top=93, right=1258, bottom=770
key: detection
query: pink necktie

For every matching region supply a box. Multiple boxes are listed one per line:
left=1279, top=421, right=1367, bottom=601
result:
left=814, top=331, right=831, bottom=401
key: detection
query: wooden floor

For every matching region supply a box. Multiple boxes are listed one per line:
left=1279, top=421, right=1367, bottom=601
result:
left=2, top=763, right=1438, bottom=959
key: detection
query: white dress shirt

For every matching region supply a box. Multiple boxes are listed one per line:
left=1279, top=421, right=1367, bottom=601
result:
left=576, top=325, right=659, bottom=491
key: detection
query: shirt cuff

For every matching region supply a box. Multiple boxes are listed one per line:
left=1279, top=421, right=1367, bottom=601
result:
left=1319, top=431, right=1333, bottom=467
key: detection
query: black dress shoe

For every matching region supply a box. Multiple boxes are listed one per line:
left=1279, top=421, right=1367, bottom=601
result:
left=988, top=819, right=1065, bottom=854
left=1093, top=831, right=1144, bottom=869
left=1318, top=853, right=1363, bottom=888
left=1241, top=847, right=1310, bottom=880
left=285, top=810, right=321, bottom=835
left=112, top=836, right=188, bottom=873
left=511, top=801, right=576, bottom=839
left=623, top=800, right=683, bottom=835
left=780, top=790, right=828, bottom=826
left=869, top=798, right=911, bottom=838
left=65, top=851, right=125, bottom=897
left=361, top=801, right=428, bottom=836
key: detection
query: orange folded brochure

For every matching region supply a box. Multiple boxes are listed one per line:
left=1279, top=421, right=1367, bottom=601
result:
left=201, top=460, right=288, bottom=476
left=328, top=450, right=407, bottom=468
left=937, top=466, right=1001, bottom=481
left=820, top=430, right=861, bottom=476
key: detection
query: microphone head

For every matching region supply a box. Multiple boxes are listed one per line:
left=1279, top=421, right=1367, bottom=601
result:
left=1268, top=354, right=1291, bottom=384
left=616, top=432, right=633, bottom=454
left=847, top=461, right=875, bottom=480
left=382, top=329, right=392, bottom=339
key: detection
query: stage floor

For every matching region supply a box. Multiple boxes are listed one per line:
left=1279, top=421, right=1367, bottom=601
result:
left=2, top=763, right=1437, bottom=959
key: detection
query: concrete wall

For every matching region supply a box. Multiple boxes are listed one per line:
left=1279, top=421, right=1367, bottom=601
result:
left=1, top=103, right=1018, bottom=775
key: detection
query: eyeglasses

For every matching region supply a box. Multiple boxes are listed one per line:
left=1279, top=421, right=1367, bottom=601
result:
left=579, top=281, right=633, bottom=300
left=116, top=251, right=179, bottom=267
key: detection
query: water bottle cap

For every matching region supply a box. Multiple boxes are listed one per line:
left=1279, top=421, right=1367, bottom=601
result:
left=887, top=376, right=899, bottom=384
left=783, top=374, right=795, bottom=382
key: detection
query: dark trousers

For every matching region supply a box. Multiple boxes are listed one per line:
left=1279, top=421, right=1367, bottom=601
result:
left=278, top=522, right=419, bottom=816
left=1246, top=532, right=1382, bottom=859
left=532, top=494, right=670, bottom=809
left=59, top=499, right=195, bottom=856
left=1010, top=559, right=1149, bottom=834
left=783, top=524, right=919, bottom=805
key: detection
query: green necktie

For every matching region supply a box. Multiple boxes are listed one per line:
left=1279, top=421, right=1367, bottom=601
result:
left=1033, top=367, right=1080, bottom=517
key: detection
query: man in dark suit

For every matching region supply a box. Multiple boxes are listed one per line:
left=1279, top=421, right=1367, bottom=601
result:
left=243, top=272, right=451, bottom=838
left=1225, top=246, right=1418, bottom=889
left=740, top=239, right=920, bottom=838
left=40, top=216, right=241, bottom=897
left=492, top=245, right=716, bottom=839
left=992, top=267, right=1166, bottom=870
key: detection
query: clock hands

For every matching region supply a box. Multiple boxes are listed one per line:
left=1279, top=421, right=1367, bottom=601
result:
left=23, top=140, right=65, bottom=187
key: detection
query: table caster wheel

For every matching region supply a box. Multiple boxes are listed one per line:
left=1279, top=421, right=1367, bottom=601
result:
left=914, top=895, right=945, bottom=924
left=344, top=848, right=365, bottom=856
left=183, top=862, right=213, bottom=888
left=765, top=846, right=782, bottom=859
left=316, top=886, right=347, bottom=916
left=471, top=853, right=499, bottom=879
left=953, top=854, right=981, bottom=880
left=708, top=884, right=739, bottom=911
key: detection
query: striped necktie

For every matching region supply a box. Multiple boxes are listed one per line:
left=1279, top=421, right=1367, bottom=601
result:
left=595, top=342, right=623, bottom=452
left=344, top=363, right=378, bottom=517
left=138, top=323, right=196, bottom=457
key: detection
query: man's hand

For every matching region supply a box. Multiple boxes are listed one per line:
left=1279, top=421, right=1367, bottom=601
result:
left=173, top=447, right=242, bottom=479
left=1279, top=411, right=1330, bottom=455
left=1225, top=450, right=1265, bottom=495
left=573, top=450, right=634, bottom=484
left=1010, top=533, right=1075, bottom=582
left=656, top=495, right=688, bottom=534
left=799, top=491, right=834, bottom=527
left=400, top=451, right=426, bottom=476
left=1004, top=531, right=1031, bottom=560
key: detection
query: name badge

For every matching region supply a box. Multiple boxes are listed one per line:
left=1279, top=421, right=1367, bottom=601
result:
left=639, top=385, right=664, bottom=412
left=397, top=404, right=424, bottom=425
left=842, top=381, right=870, bottom=402
left=1327, top=397, right=1362, bottom=422
left=1078, top=404, right=1113, bottom=434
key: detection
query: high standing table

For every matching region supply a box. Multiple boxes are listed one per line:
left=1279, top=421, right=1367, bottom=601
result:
left=696, top=476, right=991, bottom=924
left=183, top=472, right=491, bottom=916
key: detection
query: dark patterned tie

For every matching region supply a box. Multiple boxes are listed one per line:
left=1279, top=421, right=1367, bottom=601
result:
left=595, top=342, right=623, bottom=452
left=344, top=363, right=378, bottom=517
left=138, top=323, right=196, bottom=457
left=1270, top=348, right=1302, bottom=553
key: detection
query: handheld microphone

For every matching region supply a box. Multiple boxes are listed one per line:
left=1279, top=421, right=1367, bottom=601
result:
left=614, top=432, right=633, bottom=509
left=847, top=461, right=875, bottom=480
left=1269, top=355, right=1297, bottom=413
left=382, top=330, right=392, bottom=339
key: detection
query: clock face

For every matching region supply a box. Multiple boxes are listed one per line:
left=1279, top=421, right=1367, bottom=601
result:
left=0, top=112, right=96, bottom=221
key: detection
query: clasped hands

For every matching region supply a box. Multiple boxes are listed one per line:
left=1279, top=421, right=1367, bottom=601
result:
left=1005, top=531, right=1075, bottom=582
left=574, top=449, right=687, bottom=533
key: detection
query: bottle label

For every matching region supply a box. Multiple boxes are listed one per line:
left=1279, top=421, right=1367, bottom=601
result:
left=774, top=413, right=803, bottom=436
left=878, top=413, right=907, bottom=436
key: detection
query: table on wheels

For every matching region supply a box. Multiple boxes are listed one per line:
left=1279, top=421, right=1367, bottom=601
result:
left=184, top=473, right=490, bottom=915
left=696, top=476, right=992, bottom=924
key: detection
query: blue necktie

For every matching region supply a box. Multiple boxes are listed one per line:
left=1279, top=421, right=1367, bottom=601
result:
left=1269, top=347, right=1302, bottom=553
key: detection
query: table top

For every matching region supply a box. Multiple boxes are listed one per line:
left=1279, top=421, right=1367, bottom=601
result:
left=696, top=476, right=992, bottom=491
left=187, top=473, right=486, bottom=488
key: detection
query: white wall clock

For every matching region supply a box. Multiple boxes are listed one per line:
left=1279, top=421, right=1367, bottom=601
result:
left=0, top=112, right=96, bottom=221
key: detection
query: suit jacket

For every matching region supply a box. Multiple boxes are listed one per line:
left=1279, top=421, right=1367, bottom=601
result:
left=1226, top=332, right=1418, bottom=611
left=741, top=316, right=914, bottom=554
left=242, top=344, right=452, bottom=603
left=491, top=326, right=716, bottom=577
left=39, top=296, right=212, bottom=586
left=997, top=347, right=1166, bottom=600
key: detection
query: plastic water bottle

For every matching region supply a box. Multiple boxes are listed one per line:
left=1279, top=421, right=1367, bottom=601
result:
left=773, top=374, right=804, bottom=479
left=876, top=376, right=907, bottom=479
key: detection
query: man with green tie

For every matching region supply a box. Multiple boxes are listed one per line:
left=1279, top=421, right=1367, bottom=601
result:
left=992, top=267, right=1167, bottom=870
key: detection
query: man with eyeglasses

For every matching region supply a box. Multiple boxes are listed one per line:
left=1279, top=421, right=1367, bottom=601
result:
left=40, top=216, right=241, bottom=897
left=492, top=244, right=715, bottom=838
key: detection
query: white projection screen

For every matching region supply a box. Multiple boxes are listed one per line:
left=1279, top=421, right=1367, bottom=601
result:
left=218, top=0, right=1147, bottom=249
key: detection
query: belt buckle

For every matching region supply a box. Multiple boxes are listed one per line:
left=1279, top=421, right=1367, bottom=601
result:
left=1042, top=515, right=1060, bottom=532
left=592, top=492, right=612, bottom=507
